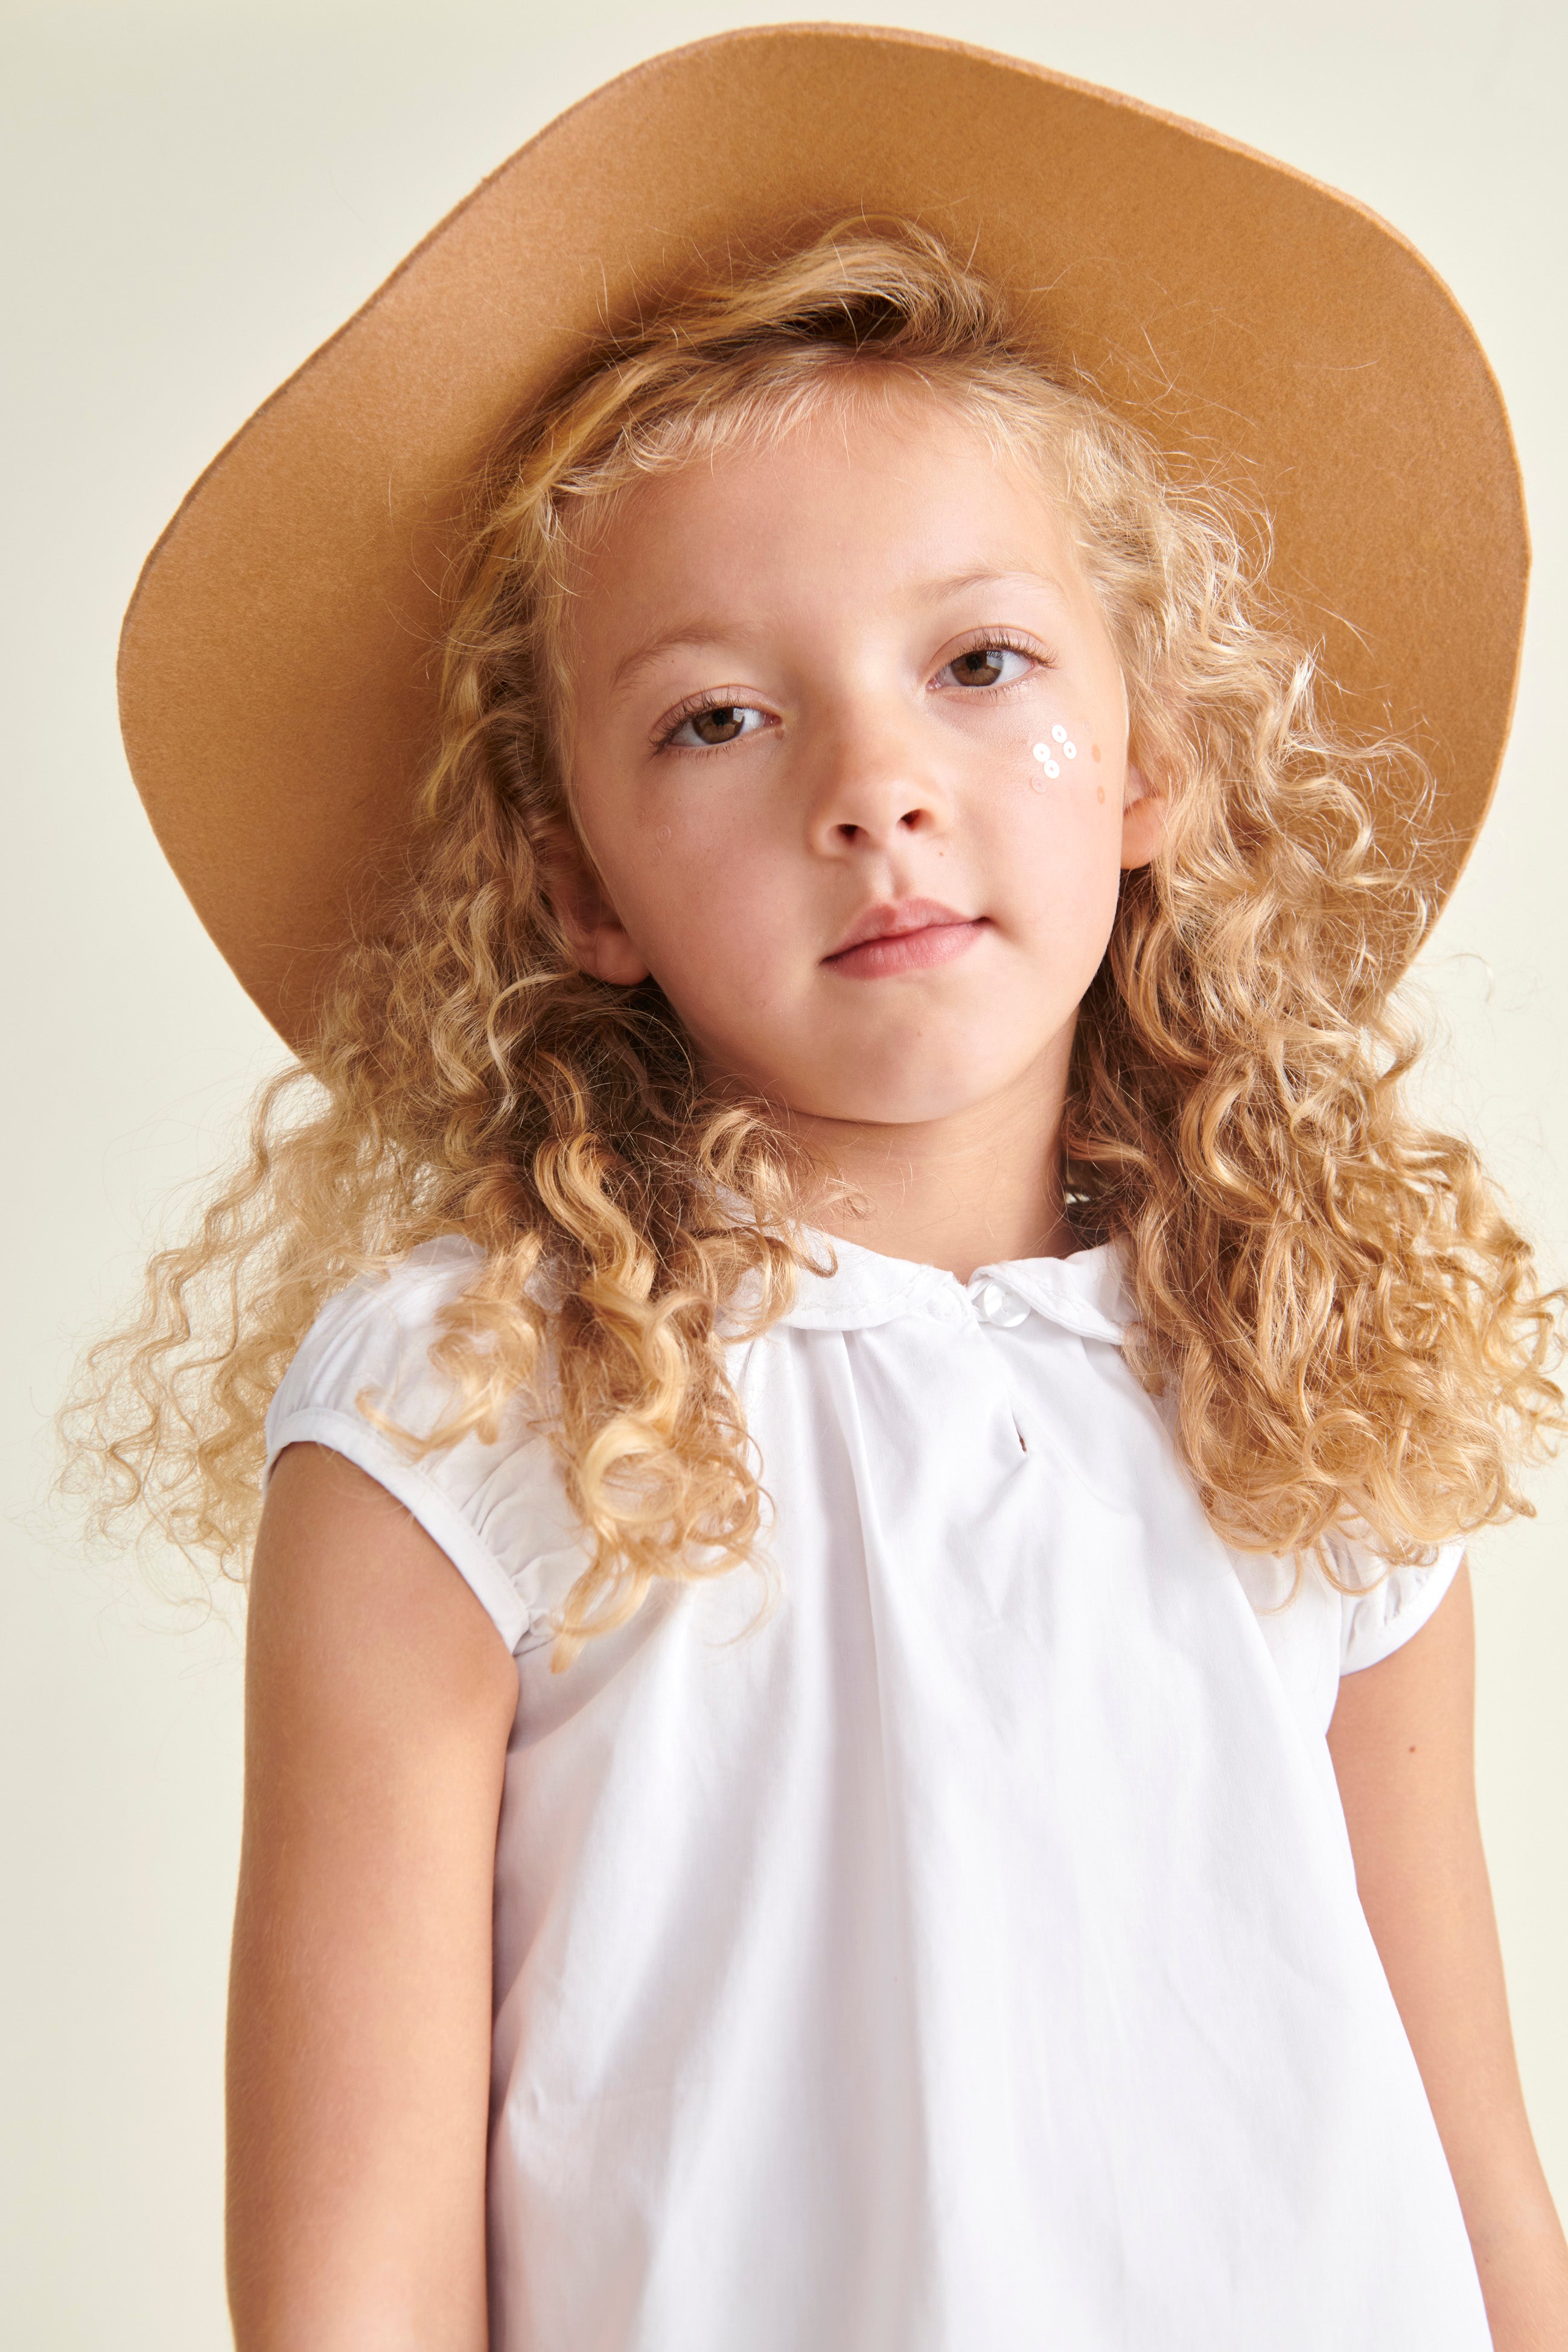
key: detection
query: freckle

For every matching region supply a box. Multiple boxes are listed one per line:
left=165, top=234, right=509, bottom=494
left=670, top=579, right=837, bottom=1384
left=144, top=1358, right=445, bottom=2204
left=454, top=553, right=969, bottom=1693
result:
left=1096, top=783, right=1105, bottom=803
left=1091, top=744, right=1101, bottom=763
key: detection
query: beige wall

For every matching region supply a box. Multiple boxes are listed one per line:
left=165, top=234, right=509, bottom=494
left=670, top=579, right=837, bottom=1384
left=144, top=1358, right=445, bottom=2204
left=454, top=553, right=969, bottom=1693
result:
left=5, top=2, right=1563, bottom=2342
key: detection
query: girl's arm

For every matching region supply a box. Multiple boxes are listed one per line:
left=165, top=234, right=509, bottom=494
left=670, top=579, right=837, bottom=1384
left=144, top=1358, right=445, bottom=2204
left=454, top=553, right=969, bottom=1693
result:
left=1328, top=1561, right=1568, bottom=2351
left=226, top=1443, right=518, bottom=2352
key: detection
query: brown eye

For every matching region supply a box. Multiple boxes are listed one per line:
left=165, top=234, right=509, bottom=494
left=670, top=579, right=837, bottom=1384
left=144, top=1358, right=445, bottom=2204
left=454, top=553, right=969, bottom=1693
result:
left=940, top=643, right=1034, bottom=692
left=952, top=648, right=1007, bottom=687
left=666, top=703, right=768, bottom=750
left=692, top=706, right=746, bottom=744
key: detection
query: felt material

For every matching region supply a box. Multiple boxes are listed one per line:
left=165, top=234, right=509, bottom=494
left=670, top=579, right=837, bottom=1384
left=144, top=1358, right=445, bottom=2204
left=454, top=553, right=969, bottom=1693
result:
left=117, top=24, right=1528, bottom=1046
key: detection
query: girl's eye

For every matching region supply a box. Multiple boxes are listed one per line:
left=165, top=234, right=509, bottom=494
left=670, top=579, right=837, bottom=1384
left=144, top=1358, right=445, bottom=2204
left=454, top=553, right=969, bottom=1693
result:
left=664, top=703, right=770, bottom=750
left=939, top=643, right=1036, bottom=691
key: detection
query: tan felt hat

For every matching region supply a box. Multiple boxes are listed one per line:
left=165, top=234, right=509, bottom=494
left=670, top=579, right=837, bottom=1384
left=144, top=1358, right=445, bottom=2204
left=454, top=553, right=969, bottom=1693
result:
left=118, top=22, right=1528, bottom=1047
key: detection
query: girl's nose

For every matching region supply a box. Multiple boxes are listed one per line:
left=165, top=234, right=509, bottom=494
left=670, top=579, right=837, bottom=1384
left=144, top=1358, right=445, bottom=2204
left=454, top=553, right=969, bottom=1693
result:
left=806, top=719, right=952, bottom=855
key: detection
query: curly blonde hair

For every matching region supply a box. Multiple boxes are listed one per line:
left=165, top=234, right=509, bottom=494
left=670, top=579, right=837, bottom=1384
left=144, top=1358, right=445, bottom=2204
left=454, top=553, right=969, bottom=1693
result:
left=65, top=222, right=1563, bottom=1660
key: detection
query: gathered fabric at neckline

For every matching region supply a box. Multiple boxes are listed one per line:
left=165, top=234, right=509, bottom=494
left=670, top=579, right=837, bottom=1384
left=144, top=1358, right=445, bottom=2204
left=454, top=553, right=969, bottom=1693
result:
left=779, top=1226, right=1130, bottom=1344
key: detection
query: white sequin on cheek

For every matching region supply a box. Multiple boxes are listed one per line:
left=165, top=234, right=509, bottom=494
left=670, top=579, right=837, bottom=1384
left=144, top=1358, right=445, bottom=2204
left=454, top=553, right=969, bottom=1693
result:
left=1030, top=742, right=1060, bottom=782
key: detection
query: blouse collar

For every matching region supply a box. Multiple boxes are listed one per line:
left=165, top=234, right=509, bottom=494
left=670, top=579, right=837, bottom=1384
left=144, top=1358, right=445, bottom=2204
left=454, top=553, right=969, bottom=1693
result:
left=780, top=1228, right=1130, bottom=1345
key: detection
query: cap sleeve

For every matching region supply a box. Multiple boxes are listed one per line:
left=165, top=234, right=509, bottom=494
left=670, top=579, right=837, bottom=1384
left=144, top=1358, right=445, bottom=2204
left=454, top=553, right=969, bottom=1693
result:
left=1326, top=1526, right=1467, bottom=1675
left=263, top=1240, right=587, bottom=1655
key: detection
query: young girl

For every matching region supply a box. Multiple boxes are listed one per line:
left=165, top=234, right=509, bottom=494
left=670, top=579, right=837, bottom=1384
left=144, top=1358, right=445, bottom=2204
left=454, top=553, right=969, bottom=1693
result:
left=78, top=27, right=1567, bottom=2352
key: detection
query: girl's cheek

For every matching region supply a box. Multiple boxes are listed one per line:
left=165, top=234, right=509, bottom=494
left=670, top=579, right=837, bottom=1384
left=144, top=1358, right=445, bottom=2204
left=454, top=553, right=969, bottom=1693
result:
left=1017, top=719, right=1117, bottom=818
left=999, top=723, right=1125, bottom=918
left=639, top=826, right=798, bottom=969
left=1025, top=718, right=1086, bottom=789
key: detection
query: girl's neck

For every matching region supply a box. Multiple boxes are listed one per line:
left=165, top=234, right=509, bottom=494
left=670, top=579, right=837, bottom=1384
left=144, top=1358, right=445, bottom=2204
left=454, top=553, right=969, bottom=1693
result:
left=788, top=1048, right=1077, bottom=1284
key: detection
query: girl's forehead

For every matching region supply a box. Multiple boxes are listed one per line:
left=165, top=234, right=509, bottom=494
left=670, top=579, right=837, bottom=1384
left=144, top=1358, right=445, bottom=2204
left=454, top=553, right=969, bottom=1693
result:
left=567, top=388, right=1082, bottom=631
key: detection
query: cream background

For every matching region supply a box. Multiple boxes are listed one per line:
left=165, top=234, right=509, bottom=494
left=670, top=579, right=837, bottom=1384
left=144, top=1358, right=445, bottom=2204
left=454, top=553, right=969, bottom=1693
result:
left=4, top=3, right=1563, bottom=2342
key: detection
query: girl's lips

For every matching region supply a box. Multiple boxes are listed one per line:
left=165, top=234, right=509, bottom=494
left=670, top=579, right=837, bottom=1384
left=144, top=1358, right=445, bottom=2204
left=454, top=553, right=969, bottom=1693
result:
left=823, top=902, right=987, bottom=979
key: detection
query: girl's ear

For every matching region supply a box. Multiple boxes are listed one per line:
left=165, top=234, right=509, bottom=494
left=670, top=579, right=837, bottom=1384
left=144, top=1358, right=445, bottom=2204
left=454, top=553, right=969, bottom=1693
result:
left=541, top=831, right=651, bottom=986
left=1119, top=761, right=1166, bottom=872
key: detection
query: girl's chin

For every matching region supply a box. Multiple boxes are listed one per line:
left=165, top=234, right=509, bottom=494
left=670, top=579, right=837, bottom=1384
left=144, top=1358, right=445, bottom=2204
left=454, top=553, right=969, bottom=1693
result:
left=684, top=1001, right=1075, bottom=1126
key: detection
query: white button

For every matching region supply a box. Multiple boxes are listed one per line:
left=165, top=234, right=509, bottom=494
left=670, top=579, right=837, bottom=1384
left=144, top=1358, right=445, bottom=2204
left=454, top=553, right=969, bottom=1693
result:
left=974, top=1280, right=1029, bottom=1328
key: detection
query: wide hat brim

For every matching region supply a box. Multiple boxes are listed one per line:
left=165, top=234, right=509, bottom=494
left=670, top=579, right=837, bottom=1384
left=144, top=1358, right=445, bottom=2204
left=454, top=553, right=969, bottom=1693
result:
left=118, top=22, right=1528, bottom=1047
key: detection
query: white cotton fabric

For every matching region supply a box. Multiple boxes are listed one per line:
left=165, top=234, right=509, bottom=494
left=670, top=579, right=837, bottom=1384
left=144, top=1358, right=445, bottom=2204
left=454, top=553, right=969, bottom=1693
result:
left=266, top=1232, right=1487, bottom=2352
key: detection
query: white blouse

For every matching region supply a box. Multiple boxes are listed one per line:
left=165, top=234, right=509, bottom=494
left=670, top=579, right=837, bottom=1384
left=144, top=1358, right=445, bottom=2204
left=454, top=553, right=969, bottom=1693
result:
left=265, top=1231, right=1489, bottom=2352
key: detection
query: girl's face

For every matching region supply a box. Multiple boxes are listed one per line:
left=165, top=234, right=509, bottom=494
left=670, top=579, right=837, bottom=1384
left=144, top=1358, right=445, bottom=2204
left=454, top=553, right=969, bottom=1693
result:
left=558, top=386, right=1161, bottom=1127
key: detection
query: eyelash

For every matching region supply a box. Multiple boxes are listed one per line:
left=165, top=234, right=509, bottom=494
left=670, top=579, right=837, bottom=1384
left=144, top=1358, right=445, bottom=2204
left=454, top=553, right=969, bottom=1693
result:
left=936, top=631, right=1049, bottom=691
left=650, top=631, right=1052, bottom=753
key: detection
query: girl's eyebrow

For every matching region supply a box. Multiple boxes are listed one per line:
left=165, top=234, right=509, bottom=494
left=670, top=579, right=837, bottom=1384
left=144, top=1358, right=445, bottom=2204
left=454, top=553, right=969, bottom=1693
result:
left=612, top=625, right=733, bottom=693
left=919, top=565, right=1071, bottom=604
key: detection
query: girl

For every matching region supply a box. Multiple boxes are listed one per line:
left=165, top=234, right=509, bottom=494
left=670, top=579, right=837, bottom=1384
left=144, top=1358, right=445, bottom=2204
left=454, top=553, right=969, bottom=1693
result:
left=76, top=27, right=1567, bottom=2352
